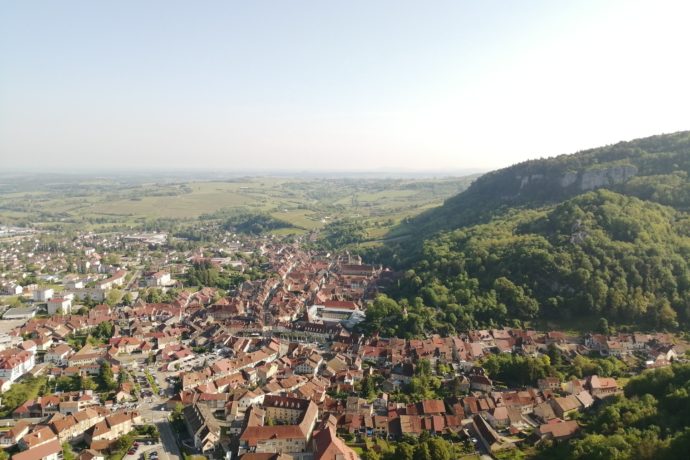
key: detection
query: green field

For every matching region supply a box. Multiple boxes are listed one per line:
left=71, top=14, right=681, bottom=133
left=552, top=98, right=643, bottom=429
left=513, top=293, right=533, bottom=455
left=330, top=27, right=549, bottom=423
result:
left=0, top=174, right=478, bottom=241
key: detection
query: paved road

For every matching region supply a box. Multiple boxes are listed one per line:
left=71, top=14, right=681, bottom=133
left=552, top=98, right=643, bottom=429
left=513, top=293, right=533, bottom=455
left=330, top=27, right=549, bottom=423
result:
left=130, top=372, right=179, bottom=460
left=124, top=269, right=142, bottom=291
left=116, top=359, right=182, bottom=460
left=156, top=418, right=181, bottom=460
left=137, top=401, right=178, bottom=460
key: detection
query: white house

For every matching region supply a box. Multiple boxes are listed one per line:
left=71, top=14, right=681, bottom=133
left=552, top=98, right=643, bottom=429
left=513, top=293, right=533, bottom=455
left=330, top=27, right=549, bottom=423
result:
left=33, top=288, right=55, bottom=302
left=231, top=389, right=265, bottom=417
left=19, top=340, right=37, bottom=356
left=64, top=279, right=85, bottom=290
left=146, top=271, right=171, bottom=287
left=66, top=288, right=107, bottom=302
left=96, top=270, right=127, bottom=290
left=0, top=333, right=22, bottom=352
left=47, top=295, right=74, bottom=315
left=0, top=420, right=30, bottom=447
left=0, top=349, right=35, bottom=383
left=294, top=353, right=323, bottom=377
left=45, top=344, right=74, bottom=366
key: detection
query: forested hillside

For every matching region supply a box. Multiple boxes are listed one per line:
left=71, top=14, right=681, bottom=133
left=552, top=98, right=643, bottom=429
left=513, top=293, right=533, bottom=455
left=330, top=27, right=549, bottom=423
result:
left=405, top=131, right=690, bottom=238
left=366, top=131, right=690, bottom=335
left=532, top=362, right=690, bottom=460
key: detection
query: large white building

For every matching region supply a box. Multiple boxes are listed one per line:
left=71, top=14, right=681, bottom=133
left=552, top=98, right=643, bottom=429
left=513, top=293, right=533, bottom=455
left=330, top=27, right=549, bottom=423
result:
left=0, top=349, right=35, bottom=383
left=33, top=288, right=54, bottom=302
left=308, top=300, right=361, bottom=323
left=66, top=288, right=107, bottom=302
left=47, top=295, right=74, bottom=315
left=0, top=333, right=22, bottom=352
left=145, top=271, right=171, bottom=287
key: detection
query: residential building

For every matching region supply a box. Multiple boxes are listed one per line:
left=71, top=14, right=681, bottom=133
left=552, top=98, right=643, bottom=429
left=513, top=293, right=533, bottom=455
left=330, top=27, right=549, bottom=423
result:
left=13, top=439, right=62, bottom=460
left=0, top=349, right=35, bottom=383
left=85, top=411, right=141, bottom=445
left=47, top=296, right=73, bottom=315
left=239, top=400, right=318, bottom=455
left=183, top=404, right=221, bottom=454
left=33, top=288, right=55, bottom=302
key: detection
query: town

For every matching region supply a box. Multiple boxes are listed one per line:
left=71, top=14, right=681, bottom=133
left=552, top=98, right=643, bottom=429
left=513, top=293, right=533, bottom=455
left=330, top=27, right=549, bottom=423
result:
left=0, top=227, right=686, bottom=460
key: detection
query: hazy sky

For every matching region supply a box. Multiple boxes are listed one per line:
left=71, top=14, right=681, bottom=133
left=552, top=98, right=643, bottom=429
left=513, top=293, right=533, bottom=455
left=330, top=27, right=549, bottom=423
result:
left=2, top=0, right=689, bottom=173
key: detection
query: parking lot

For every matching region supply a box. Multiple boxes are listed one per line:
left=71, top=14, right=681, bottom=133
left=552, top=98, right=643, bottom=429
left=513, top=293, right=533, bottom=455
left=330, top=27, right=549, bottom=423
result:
left=130, top=368, right=172, bottom=400
left=123, top=440, right=163, bottom=460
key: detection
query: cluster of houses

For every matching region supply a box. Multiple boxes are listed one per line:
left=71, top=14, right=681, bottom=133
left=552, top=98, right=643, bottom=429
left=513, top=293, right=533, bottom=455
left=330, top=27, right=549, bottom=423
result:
left=0, top=230, right=179, bottom=315
left=1, top=229, right=687, bottom=460
left=3, top=405, right=142, bottom=460
left=163, top=321, right=683, bottom=457
left=162, top=330, right=625, bottom=456
left=0, top=231, right=392, bottom=460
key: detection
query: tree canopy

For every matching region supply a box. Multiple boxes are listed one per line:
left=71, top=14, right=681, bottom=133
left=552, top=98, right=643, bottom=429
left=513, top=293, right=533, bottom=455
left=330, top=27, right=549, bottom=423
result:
left=365, top=131, right=690, bottom=334
left=534, top=362, right=690, bottom=460
left=368, top=190, right=690, bottom=334
left=222, top=212, right=293, bottom=235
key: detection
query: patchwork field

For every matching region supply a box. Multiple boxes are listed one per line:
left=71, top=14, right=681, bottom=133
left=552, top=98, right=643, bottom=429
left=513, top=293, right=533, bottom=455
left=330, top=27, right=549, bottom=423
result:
left=0, top=173, right=478, bottom=241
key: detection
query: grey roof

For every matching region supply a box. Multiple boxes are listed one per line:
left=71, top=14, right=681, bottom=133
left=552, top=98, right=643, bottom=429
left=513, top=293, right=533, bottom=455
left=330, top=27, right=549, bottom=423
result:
left=3, top=306, right=37, bottom=318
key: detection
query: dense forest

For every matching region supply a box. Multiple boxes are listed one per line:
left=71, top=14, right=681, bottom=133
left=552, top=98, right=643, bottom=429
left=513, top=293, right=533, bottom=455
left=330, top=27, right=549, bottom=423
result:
left=221, top=212, right=294, bottom=234
left=316, top=218, right=368, bottom=250
left=365, top=131, right=690, bottom=334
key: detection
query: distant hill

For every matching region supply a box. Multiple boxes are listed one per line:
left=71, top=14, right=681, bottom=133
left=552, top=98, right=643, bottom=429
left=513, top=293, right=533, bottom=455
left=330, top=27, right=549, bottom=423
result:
left=365, top=131, right=690, bottom=336
left=409, top=131, right=690, bottom=238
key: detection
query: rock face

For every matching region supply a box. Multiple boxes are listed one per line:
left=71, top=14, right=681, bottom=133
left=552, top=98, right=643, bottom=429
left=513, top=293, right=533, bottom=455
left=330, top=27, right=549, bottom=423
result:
left=560, top=172, right=578, bottom=188
left=577, top=165, right=638, bottom=191
left=518, top=164, right=637, bottom=193
left=519, top=174, right=545, bottom=188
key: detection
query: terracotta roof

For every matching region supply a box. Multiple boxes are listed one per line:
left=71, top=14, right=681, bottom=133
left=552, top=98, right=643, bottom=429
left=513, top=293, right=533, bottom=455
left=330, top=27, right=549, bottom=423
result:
left=313, top=426, right=358, bottom=460
left=322, top=300, right=358, bottom=310
left=240, top=425, right=304, bottom=446
left=538, top=420, right=579, bottom=439
left=12, top=439, right=61, bottom=460
left=420, top=399, right=445, bottom=415
left=20, top=426, right=56, bottom=449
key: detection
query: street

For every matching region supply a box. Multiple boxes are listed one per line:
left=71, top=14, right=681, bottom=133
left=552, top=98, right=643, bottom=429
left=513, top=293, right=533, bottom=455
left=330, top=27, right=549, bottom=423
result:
left=119, top=362, right=180, bottom=460
left=124, top=268, right=143, bottom=291
left=136, top=398, right=178, bottom=460
left=156, top=418, right=181, bottom=460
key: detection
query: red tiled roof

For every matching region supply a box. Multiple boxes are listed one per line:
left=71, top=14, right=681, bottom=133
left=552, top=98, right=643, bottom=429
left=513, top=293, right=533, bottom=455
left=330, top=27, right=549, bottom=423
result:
left=13, top=439, right=61, bottom=460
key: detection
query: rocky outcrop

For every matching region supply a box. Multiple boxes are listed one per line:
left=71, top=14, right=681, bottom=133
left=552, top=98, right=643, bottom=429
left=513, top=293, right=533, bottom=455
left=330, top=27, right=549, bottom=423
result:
left=560, top=171, right=578, bottom=188
left=554, top=165, right=638, bottom=191
left=578, top=165, right=638, bottom=191
left=519, top=174, right=545, bottom=188
left=519, top=164, right=637, bottom=193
